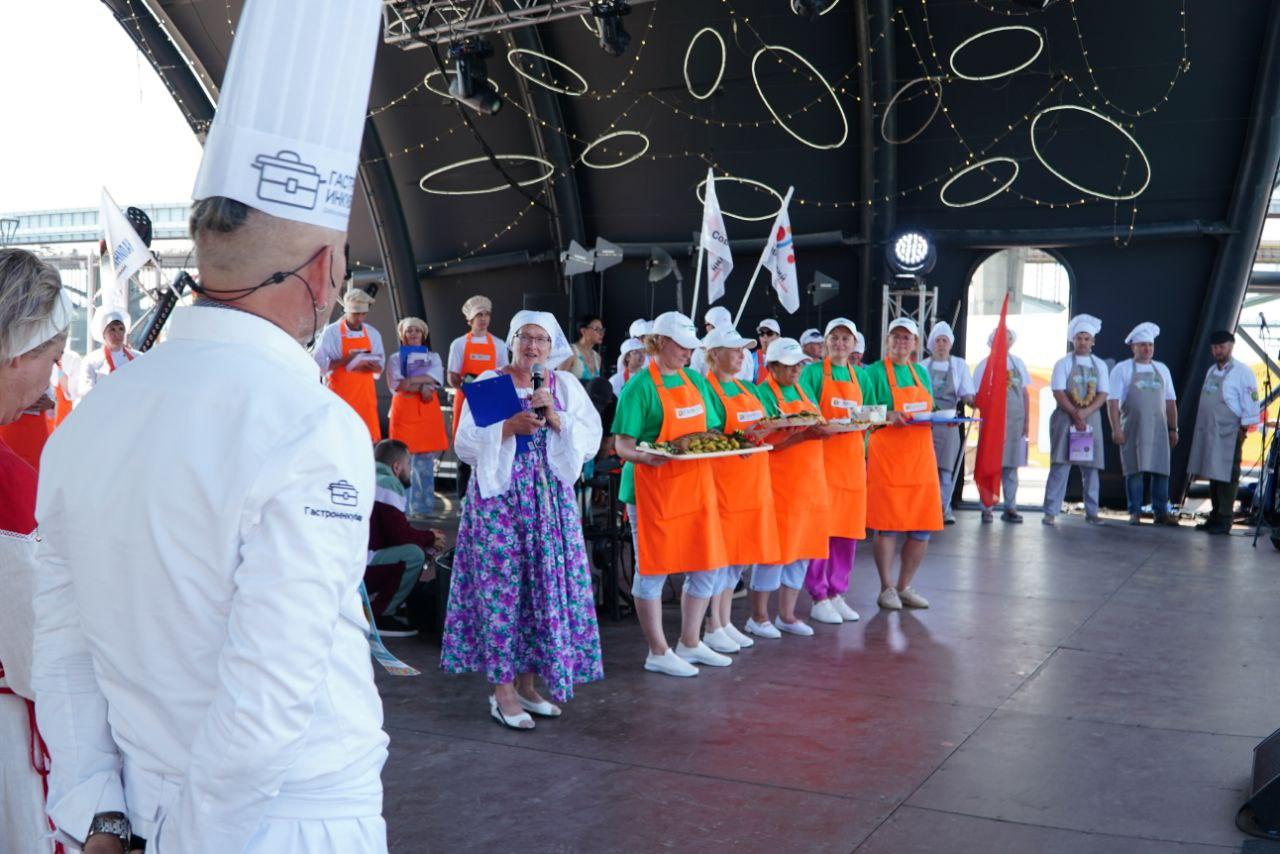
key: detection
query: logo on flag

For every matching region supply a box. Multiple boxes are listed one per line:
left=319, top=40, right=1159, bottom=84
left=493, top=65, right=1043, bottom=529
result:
left=757, top=188, right=798, bottom=314
left=99, top=188, right=152, bottom=311
left=700, top=169, right=733, bottom=305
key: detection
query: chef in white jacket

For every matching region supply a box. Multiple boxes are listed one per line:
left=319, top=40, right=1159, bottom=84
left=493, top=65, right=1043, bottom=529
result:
left=923, top=322, right=975, bottom=523
left=32, top=2, right=389, bottom=852
left=1187, top=329, right=1260, bottom=534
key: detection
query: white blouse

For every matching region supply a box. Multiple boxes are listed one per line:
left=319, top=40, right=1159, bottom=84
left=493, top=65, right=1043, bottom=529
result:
left=454, top=369, right=602, bottom=499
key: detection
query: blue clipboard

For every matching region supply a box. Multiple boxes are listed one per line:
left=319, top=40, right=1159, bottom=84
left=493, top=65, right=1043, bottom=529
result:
left=463, top=373, right=534, bottom=453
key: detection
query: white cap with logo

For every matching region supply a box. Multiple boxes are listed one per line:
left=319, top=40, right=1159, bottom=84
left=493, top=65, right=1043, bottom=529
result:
left=765, top=337, right=807, bottom=366
left=650, top=311, right=702, bottom=349
left=824, top=317, right=858, bottom=338
left=800, top=328, right=823, bottom=345
left=703, top=327, right=758, bottom=351
left=756, top=318, right=782, bottom=335
left=887, top=317, right=920, bottom=337
left=192, top=0, right=384, bottom=232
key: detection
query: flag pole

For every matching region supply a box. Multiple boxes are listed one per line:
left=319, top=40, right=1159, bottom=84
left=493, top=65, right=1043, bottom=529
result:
left=733, top=264, right=764, bottom=328
left=691, top=239, right=705, bottom=321
left=733, top=186, right=793, bottom=327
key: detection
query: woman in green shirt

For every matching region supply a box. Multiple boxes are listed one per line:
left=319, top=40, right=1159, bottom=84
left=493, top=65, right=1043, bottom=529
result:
left=611, top=312, right=733, bottom=678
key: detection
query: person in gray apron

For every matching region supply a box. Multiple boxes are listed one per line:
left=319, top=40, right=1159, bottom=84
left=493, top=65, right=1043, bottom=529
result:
left=1107, top=322, right=1180, bottom=525
left=1044, top=314, right=1108, bottom=525
left=976, top=330, right=1031, bottom=523
left=925, top=322, right=975, bottom=524
left=1187, top=330, right=1260, bottom=534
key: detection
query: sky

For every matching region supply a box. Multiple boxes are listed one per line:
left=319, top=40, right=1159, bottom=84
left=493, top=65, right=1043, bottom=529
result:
left=0, top=0, right=202, bottom=213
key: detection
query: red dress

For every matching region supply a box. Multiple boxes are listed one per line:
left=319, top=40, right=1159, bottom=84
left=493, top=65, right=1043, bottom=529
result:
left=0, top=439, right=37, bottom=535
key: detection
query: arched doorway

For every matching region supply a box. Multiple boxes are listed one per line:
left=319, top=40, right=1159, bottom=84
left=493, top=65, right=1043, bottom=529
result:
left=961, top=248, right=1072, bottom=509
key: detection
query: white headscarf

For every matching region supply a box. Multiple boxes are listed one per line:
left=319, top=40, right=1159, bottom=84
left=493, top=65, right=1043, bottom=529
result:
left=927, top=321, right=955, bottom=355
left=507, top=310, right=573, bottom=368
left=91, top=307, right=132, bottom=344
left=6, top=288, right=75, bottom=359
left=1067, top=313, right=1102, bottom=343
left=1125, top=321, right=1159, bottom=345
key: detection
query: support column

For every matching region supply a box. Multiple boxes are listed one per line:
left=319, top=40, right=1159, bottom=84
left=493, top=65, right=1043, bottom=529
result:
left=359, top=120, right=426, bottom=322
left=868, top=0, right=898, bottom=352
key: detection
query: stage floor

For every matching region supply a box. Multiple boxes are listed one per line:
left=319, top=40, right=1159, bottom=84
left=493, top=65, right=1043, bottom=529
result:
left=377, top=511, right=1279, bottom=852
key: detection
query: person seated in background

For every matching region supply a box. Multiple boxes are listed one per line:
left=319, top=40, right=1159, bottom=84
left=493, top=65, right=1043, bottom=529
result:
left=387, top=317, right=448, bottom=518
left=799, top=328, right=826, bottom=363
left=562, top=313, right=604, bottom=380
left=79, top=307, right=139, bottom=401
left=368, top=439, right=446, bottom=637
left=850, top=330, right=866, bottom=367
left=313, top=286, right=385, bottom=442
left=612, top=338, right=646, bottom=397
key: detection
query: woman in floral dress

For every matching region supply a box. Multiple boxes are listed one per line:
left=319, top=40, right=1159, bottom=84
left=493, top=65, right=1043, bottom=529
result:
left=442, top=310, right=604, bottom=730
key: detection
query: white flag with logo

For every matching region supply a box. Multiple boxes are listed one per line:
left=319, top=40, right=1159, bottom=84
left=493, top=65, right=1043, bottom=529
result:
left=755, top=187, right=798, bottom=314
left=700, top=168, right=733, bottom=304
left=99, top=188, right=151, bottom=310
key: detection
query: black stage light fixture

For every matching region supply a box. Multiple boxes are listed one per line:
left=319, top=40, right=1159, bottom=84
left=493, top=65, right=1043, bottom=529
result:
left=447, top=38, right=502, bottom=116
left=886, top=230, right=937, bottom=276
left=591, top=1, right=632, bottom=57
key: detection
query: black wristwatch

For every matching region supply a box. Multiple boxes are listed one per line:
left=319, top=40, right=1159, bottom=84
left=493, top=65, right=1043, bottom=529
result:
left=88, top=811, right=131, bottom=849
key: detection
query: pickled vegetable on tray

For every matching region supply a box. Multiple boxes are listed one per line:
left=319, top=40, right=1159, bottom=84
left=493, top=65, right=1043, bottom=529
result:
left=643, top=430, right=759, bottom=455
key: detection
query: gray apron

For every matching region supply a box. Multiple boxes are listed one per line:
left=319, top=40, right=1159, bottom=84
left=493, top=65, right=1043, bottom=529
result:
left=1187, top=364, right=1240, bottom=482
left=929, top=360, right=962, bottom=472
left=1000, top=360, right=1027, bottom=468
left=1049, top=355, right=1105, bottom=469
left=1119, top=362, right=1171, bottom=476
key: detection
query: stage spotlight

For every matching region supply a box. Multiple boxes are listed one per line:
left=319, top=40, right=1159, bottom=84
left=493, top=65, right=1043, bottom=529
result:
left=591, top=1, right=632, bottom=57
left=887, top=230, right=936, bottom=276
left=447, top=38, right=502, bottom=115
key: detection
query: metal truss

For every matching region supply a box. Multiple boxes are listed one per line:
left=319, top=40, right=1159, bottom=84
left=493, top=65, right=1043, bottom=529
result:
left=382, top=0, right=653, bottom=48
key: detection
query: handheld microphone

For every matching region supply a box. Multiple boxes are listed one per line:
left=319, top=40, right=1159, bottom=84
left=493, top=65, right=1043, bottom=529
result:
left=531, top=363, right=548, bottom=419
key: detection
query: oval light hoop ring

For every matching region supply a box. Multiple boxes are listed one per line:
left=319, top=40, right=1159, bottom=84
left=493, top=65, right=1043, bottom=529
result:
left=695, top=175, right=785, bottom=223
left=579, top=131, right=651, bottom=170
left=1030, top=104, right=1152, bottom=201
left=423, top=69, right=500, bottom=100
left=419, top=154, right=556, bottom=196
left=881, top=76, right=944, bottom=145
left=949, top=25, right=1045, bottom=82
left=939, top=157, right=1021, bottom=208
left=818, top=0, right=843, bottom=14
left=506, top=48, right=589, bottom=97
left=683, top=27, right=726, bottom=101
left=750, top=45, right=850, bottom=151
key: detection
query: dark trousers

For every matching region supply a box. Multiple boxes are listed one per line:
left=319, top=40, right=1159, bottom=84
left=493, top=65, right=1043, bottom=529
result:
left=1208, top=431, right=1246, bottom=525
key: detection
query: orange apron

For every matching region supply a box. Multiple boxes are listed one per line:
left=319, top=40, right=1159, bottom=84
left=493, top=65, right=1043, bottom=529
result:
left=762, top=374, right=831, bottom=563
left=634, top=362, right=729, bottom=575
left=706, top=373, right=781, bottom=567
left=451, top=333, right=498, bottom=437
left=53, top=380, right=73, bottom=427
left=389, top=369, right=448, bottom=455
left=817, top=359, right=868, bottom=540
left=103, top=347, right=135, bottom=372
left=865, top=362, right=943, bottom=532
left=0, top=412, right=50, bottom=473
left=326, top=320, right=381, bottom=442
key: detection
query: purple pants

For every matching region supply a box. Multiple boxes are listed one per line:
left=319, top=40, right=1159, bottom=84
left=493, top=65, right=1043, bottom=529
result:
left=804, top=537, right=858, bottom=600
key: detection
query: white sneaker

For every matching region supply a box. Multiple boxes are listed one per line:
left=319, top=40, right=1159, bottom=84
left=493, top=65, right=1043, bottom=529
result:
left=703, top=627, right=741, bottom=654
left=877, top=587, right=903, bottom=610
left=832, top=597, right=860, bottom=621
left=676, top=641, right=733, bottom=667
left=809, top=598, right=844, bottom=624
left=745, top=617, right=782, bottom=639
left=723, top=622, right=755, bottom=648
left=775, top=617, right=815, bottom=637
left=644, top=649, right=699, bottom=677
left=899, top=587, right=930, bottom=609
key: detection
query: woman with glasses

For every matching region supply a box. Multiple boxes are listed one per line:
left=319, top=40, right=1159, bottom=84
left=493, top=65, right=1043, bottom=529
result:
left=442, top=311, right=604, bottom=730
left=563, top=314, right=604, bottom=381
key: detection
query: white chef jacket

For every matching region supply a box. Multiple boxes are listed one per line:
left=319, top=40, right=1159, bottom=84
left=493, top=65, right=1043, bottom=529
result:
left=78, top=346, right=140, bottom=401
left=1109, top=359, right=1176, bottom=405
left=923, top=356, right=976, bottom=397
left=974, top=354, right=1030, bottom=389
left=1204, top=358, right=1260, bottom=427
left=312, top=318, right=385, bottom=379
left=1050, top=353, right=1110, bottom=392
left=454, top=369, right=602, bottom=498
left=54, top=348, right=82, bottom=402
left=447, top=332, right=509, bottom=375
left=33, top=305, right=388, bottom=852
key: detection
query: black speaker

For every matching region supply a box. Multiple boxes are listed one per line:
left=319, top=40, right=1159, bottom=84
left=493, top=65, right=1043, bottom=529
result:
left=1238, top=727, right=1280, bottom=839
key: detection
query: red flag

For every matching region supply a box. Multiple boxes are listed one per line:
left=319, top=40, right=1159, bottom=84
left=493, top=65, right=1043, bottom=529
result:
left=974, top=294, right=1010, bottom=507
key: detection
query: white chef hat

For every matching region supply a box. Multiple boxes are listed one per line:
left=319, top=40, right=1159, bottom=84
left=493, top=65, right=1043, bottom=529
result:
left=507, top=310, right=573, bottom=367
left=988, top=327, right=1018, bottom=347
left=91, top=307, right=132, bottom=344
left=462, top=295, right=492, bottom=320
left=1125, top=321, right=1160, bottom=345
left=342, top=287, right=375, bottom=312
left=629, top=318, right=652, bottom=338
left=1068, top=313, right=1103, bottom=342
left=800, top=328, right=824, bottom=345
left=927, top=321, right=955, bottom=354
left=705, top=305, right=732, bottom=329
left=191, top=0, right=383, bottom=232
left=852, top=331, right=866, bottom=353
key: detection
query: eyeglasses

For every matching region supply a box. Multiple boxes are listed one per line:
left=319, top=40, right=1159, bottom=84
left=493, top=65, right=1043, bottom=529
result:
left=758, top=330, right=778, bottom=337
left=587, top=325, right=605, bottom=333
left=516, top=333, right=552, bottom=346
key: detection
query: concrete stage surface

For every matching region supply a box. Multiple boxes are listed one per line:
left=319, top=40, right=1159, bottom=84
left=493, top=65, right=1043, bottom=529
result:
left=376, top=514, right=1280, bottom=853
